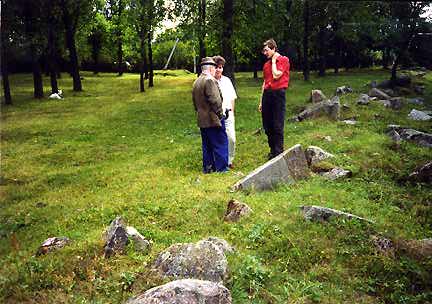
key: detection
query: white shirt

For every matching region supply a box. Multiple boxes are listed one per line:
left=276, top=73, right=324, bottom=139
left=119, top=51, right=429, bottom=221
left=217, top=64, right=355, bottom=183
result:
left=217, top=75, right=237, bottom=111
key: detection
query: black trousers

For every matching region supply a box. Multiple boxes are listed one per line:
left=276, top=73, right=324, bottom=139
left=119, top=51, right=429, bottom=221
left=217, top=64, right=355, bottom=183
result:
left=262, top=89, right=286, bottom=157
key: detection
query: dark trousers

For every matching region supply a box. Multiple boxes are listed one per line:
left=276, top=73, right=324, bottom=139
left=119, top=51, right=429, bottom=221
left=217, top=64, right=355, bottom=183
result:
left=262, top=89, right=286, bottom=157
left=200, top=120, right=229, bottom=173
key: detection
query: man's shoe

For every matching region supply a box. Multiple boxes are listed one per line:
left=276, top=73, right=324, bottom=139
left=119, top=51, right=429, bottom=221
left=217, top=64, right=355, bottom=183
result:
left=267, top=153, right=274, bottom=160
left=228, top=163, right=234, bottom=169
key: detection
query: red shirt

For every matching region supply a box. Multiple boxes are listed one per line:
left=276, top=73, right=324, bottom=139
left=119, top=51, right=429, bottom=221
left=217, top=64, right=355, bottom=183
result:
left=263, top=55, right=290, bottom=90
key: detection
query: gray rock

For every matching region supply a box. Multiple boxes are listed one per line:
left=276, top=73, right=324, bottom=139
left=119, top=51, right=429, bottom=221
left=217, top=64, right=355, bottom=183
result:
left=126, top=226, right=151, bottom=252
left=387, top=129, right=402, bottom=143
left=296, top=99, right=340, bottom=121
left=321, top=167, right=352, bottom=180
left=386, top=97, right=405, bottom=110
left=310, top=89, right=327, bottom=103
left=125, top=279, right=232, bottom=304
left=408, top=109, right=432, bottom=121
left=304, top=146, right=334, bottom=166
left=103, top=217, right=129, bottom=258
left=343, top=119, right=357, bottom=125
left=224, top=199, right=252, bottom=222
left=335, top=86, right=353, bottom=95
left=401, top=238, right=432, bottom=259
left=233, top=144, right=310, bottom=191
left=381, top=88, right=396, bottom=97
left=371, top=235, right=394, bottom=255
left=398, top=128, right=432, bottom=148
left=407, top=97, right=424, bottom=105
left=300, top=205, right=372, bottom=223
left=370, top=80, right=378, bottom=88
left=357, top=94, right=370, bottom=105
left=203, top=237, right=234, bottom=254
left=153, top=240, right=229, bottom=282
left=408, top=161, right=432, bottom=184
left=414, top=85, right=425, bottom=95
left=369, top=88, right=391, bottom=100
left=36, top=237, right=70, bottom=256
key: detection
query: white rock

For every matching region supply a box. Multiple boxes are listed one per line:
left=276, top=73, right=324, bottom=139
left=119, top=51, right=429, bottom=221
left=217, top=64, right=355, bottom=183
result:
left=408, top=109, right=432, bottom=121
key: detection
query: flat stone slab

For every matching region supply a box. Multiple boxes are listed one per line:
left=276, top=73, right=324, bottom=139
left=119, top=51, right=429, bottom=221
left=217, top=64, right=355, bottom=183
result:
left=125, top=279, right=232, bottom=304
left=233, top=144, right=310, bottom=191
left=387, top=125, right=432, bottom=148
left=300, top=205, right=373, bottom=223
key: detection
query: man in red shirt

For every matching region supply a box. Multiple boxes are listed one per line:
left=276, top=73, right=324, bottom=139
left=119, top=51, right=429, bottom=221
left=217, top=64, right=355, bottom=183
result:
left=259, top=39, right=290, bottom=159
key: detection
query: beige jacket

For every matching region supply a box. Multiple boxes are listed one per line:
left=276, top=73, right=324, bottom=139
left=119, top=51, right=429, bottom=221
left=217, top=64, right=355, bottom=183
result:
left=192, top=73, right=224, bottom=128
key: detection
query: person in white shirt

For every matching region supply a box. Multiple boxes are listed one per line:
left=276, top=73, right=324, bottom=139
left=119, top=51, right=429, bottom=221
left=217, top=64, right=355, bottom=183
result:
left=213, top=55, right=237, bottom=168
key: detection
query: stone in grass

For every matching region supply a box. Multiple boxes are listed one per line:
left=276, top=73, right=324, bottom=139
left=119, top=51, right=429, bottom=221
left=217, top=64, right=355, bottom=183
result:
left=408, top=109, right=432, bottom=121
left=399, top=239, right=432, bottom=260
left=320, top=167, right=352, bottom=180
left=126, top=226, right=151, bottom=252
left=304, top=146, right=334, bottom=166
left=125, top=279, right=232, bottom=304
left=310, top=89, right=327, bottom=103
left=387, top=129, right=402, bottom=143
left=371, top=235, right=394, bottom=256
left=300, top=205, right=373, bottom=223
left=357, top=94, right=370, bottom=105
left=103, top=216, right=129, bottom=258
left=335, top=85, right=353, bottom=95
left=233, top=144, right=310, bottom=191
left=408, top=161, right=432, bottom=184
left=36, top=237, right=70, bottom=256
left=296, top=99, right=340, bottom=121
left=224, top=199, right=252, bottom=223
left=343, top=119, right=357, bottom=125
left=153, top=239, right=230, bottom=283
left=407, top=97, right=424, bottom=105
left=387, top=125, right=432, bottom=148
left=203, top=237, right=234, bottom=254
left=368, top=88, right=391, bottom=100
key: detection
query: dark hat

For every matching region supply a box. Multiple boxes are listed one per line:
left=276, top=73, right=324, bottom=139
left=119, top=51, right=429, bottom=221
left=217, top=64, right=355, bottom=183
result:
left=200, top=57, right=217, bottom=67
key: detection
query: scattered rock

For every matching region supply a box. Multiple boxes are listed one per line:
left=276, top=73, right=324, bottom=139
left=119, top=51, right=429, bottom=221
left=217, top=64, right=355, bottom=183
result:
left=324, top=136, right=332, bottom=142
left=385, top=97, right=405, bottom=110
left=400, top=239, right=432, bottom=260
left=407, top=97, right=424, bottom=105
left=381, top=88, right=396, bottom=97
left=224, top=199, right=252, bottom=222
left=320, top=167, right=352, bottom=180
left=387, top=129, right=402, bottom=143
left=413, top=85, right=425, bottom=95
left=343, top=119, right=357, bottom=125
left=36, top=237, right=70, bottom=256
left=304, top=146, right=334, bottom=166
left=103, top=217, right=129, bottom=258
left=357, top=94, right=370, bottom=105
left=296, top=99, right=340, bottom=121
left=153, top=239, right=229, bottom=282
left=126, top=226, right=151, bottom=252
left=48, top=93, right=62, bottom=100
left=371, top=235, right=394, bottom=255
left=300, top=205, right=372, bottom=223
left=233, top=144, right=310, bottom=191
left=408, top=161, right=432, bottom=184
left=335, top=85, right=353, bottom=95
left=408, top=109, right=432, bottom=121
left=310, top=90, right=327, bottom=103
left=35, top=202, right=47, bottom=208
left=397, top=128, right=432, bottom=148
left=369, top=80, right=378, bottom=88
left=125, top=279, right=232, bottom=304
left=369, top=88, right=391, bottom=100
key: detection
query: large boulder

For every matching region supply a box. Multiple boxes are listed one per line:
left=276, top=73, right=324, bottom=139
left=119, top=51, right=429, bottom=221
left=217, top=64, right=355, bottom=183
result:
left=369, top=88, right=391, bottom=100
left=310, top=90, right=327, bottom=103
left=233, top=144, right=310, bottom=191
left=408, top=109, right=432, bottom=121
left=408, top=161, right=432, bottom=184
left=153, top=239, right=229, bottom=283
left=224, top=199, right=252, bottom=222
left=300, top=205, right=373, bottom=223
left=125, top=279, right=232, bottom=304
left=296, top=99, right=340, bottom=121
left=304, top=146, right=334, bottom=166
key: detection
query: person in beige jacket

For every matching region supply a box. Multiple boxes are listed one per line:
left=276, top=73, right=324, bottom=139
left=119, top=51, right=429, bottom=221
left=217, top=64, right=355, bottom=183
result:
left=192, top=57, right=229, bottom=173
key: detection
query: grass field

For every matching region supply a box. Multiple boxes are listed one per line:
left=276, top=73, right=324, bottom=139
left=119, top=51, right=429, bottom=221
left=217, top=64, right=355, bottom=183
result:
left=1, top=69, right=431, bottom=303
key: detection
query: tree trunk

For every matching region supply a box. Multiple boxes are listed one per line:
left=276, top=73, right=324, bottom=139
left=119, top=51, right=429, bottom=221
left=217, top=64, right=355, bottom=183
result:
left=303, top=0, right=310, bottom=81
left=222, top=0, right=235, bottom=87
left=31, top=46, right=44, bottom=99
left=197, top=0, right=206, bottom=75
left=62, top=3, right=82, bottom=91
left=318, top=26, right=326, bottom=77
left=1, top=48, right=12, bottom=105
left=117, top=0, right=124, bottom=76
left=140, top=33, right=146, bottom=92
left=48, top=22, right=59, bottom=94
left=148, top=29, right=154, bottom=87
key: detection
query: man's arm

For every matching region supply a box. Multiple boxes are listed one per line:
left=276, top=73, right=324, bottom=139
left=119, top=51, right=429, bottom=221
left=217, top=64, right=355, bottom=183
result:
left=258, top=81, right=265, bottom=112
left=271, top=52, right=283, bottom=80
left=204, top=78, right=224, bottom=119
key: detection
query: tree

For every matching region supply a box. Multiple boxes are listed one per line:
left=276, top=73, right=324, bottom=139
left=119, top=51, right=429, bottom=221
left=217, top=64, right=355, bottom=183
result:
left=1, top=0, right=14, bottom=104
left=87, top=13, right=109, bottom=75
left=303, top=0, right=310, bottom=81
left=222, top=0, right=235, bottom=86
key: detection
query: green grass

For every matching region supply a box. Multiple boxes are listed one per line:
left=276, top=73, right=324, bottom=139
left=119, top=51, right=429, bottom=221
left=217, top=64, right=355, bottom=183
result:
left=1, top=69, right=431, bottom=303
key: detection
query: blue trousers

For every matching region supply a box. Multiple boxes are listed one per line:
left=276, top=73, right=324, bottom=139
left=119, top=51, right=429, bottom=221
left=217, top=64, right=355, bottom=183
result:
left=200, top=121, right=229, bottom=173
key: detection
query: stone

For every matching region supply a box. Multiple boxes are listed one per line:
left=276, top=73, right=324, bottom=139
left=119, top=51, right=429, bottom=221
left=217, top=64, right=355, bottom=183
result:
left=398, top=128, right=432, bottom=148
left=252, top=128, right=262, bottom=136
left=125, top=279, right=232, bottom=304
left=413, top=85, right=425, bottom=95
left=343, top=119, right=357, bottom=125
left=36, top=237, right=70, bottom=256
left=296, top=99, right=340, bottom=121
left=300, top=205, right=372, bottom=223
left=203, top=237, right=234, bottom=254
left=310, top=89, right=327, bottom=103
left=153, top=240, right=229, bottom=282
left=371, top=235, right=394, bottom=255
left=304, top=146, right=334, bottom=166
left=408, top=109, right=432, bottom=121
left=224, top=199, right=252, bottom=222
left=400, top=239, right=432, bottom=259
left=408, top=161, right=432, bottom=184
left=370, top=80, right=378, bottom=88
left=357, top=94, right=370, bottom=105
left=385, top=97, right=404, bottom=110
left=320, top=167, right=352, bottom=180
left=381, top=88, right=396, bottom=97
left=387, top=129, right=401, bottom=143
left=335, top=85, right=353, bottom=95
left=126, top=226, right=151, bottom=252
left=369, top=88, right=391, bottom=100
left=233, top=144, right=310, bottom=191
left=103, top=216, right=129, bottom=258
left=407, top=97, right=424, bottom=105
